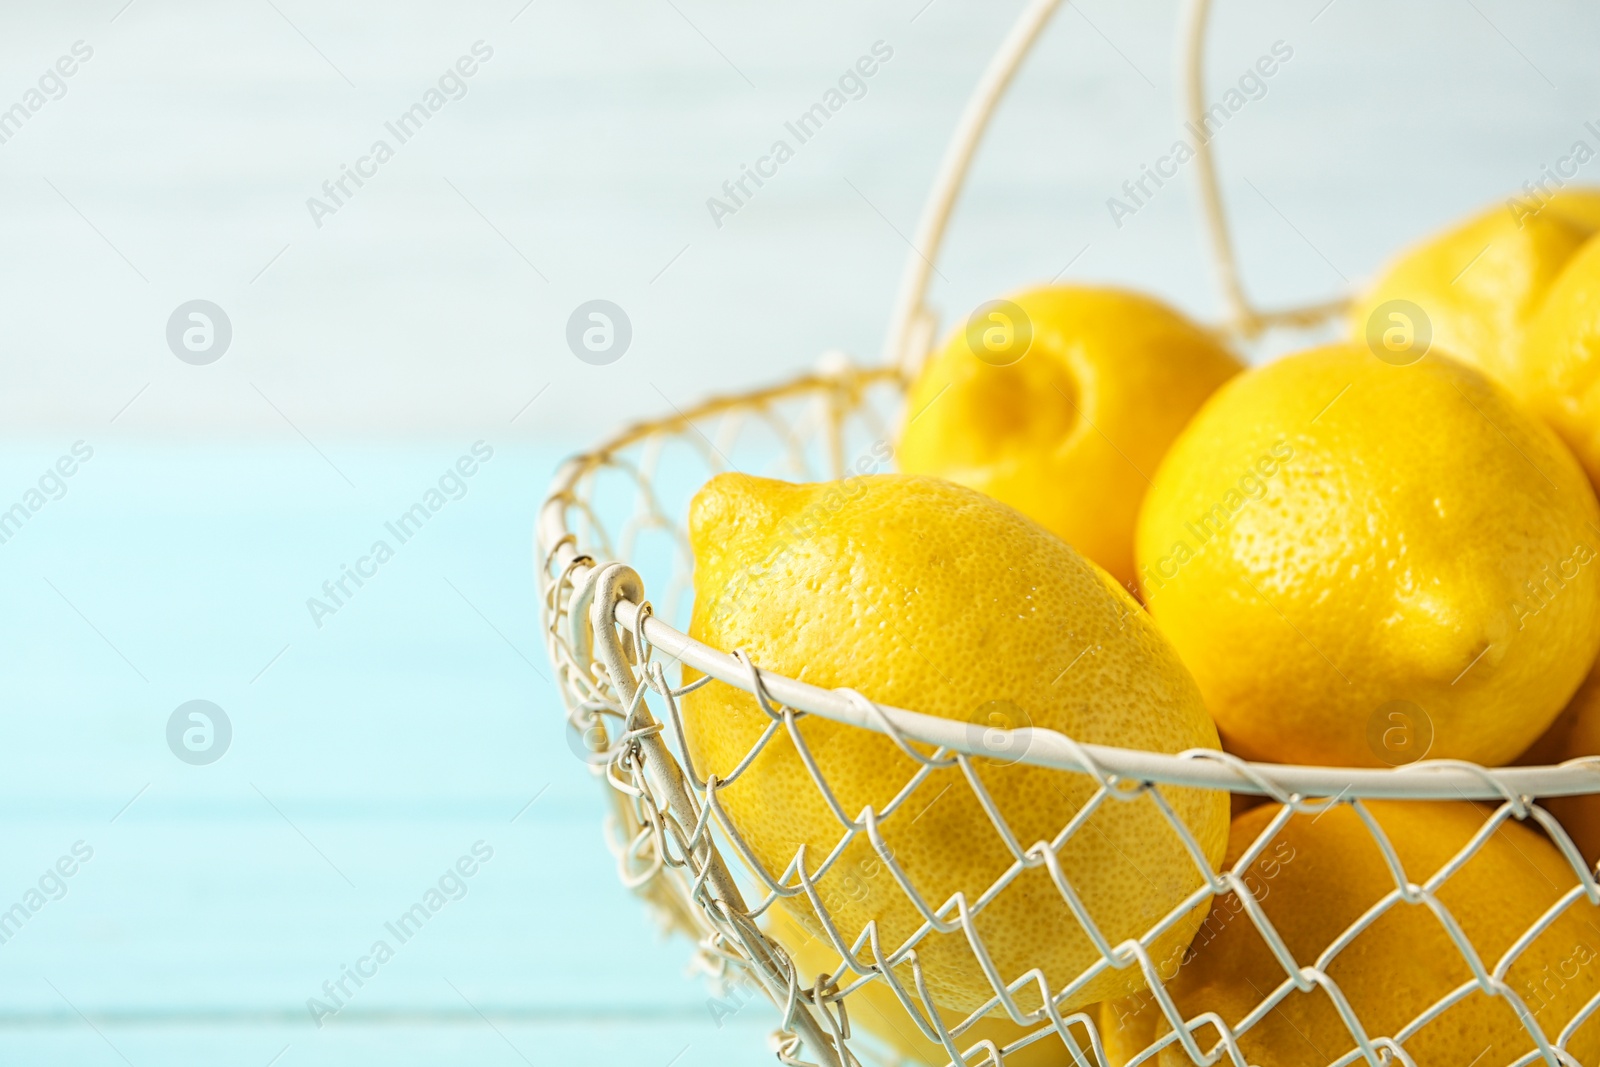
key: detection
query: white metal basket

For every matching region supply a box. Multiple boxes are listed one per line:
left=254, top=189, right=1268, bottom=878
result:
left=536, top=2, right=1600, bottom=1063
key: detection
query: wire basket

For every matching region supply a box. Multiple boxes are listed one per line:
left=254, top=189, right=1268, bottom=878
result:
left=536, top=2, right=1600, bottom=1063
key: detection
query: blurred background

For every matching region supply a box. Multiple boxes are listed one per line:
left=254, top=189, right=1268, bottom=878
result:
left=1, top=0, right=1597, bottom=1063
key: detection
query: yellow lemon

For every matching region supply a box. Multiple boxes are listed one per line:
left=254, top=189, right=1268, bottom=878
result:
left=1539, top=187, right=1600, bottom=230
left=1517, top=659, right=1600, bottom=867
left=1520, top=236, right=1600, bottom=488
left=1101, top=801, right=1600, bottom=1066
left=897, top=286, right=1242, bottom=590
left=767, top=907, right=1079, bottom=1066
left=1136, top=344, right=1600, bottom=767
left=683, top=473, right=1228, bottom=1017
left=1350, top=190, right=1600, bottom=384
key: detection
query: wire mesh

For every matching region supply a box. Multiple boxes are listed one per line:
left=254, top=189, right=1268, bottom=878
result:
left=536, top=366, right=1600, bottom=1066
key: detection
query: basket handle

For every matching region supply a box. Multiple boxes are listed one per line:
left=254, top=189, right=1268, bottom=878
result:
left=1181, top=0, right=1348, bottom=337
left=879, top=0, right=1066, bottom=379
left=881, top=0, right=1344, bottom=378
left=1182, top=0, right=1252, bottom=329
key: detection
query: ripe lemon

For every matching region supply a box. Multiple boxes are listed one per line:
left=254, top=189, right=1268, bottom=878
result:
left=897, top=286, right=1241, bottom=590
left=1517, top=659, right=1600, bottom=867
left=1350, top=190, right=1600, bottom=384
left=683, top=473, right=1228, bottom=1018
left=1100, top=801, right=1600, bottom=1066
left=1540, top=187, right=1600, bottom=230
left=1520, top=236, right=1600, bottom=487
left=1352, top=190, right=1600, bottom=487
left=767, top=907, right=1077, bottom=1066
left=1135, top=344, right=1600, bottom=767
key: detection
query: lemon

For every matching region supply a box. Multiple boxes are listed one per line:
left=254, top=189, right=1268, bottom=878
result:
left=897, top=286, right=1241, bottom=590
left=1540, top=188, right=1600, bottom=230
left=1101, top=801, right=1600, bottom=1066
left=683, top=473, right=1228, bottom=1017
left=1136, top=344, right=1600, bottom=767
left=1517, top=659, right=1600, bottom=867
left=1520, top=236, right=1600, bottom=487
left=768, top=907, right=1076, bottom=1066
left=1352, top=190, right=1600, bottom=486
left=1350, top=191, right=1600, bottom=385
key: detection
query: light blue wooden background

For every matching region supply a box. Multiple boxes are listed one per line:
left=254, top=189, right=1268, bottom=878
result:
left=0, top=442, right=797, bottom=1065
left=3, top=0, right=1600, bottom=1063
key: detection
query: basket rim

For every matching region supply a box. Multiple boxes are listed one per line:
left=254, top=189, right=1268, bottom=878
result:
left=536, top=365, right=1600, bottom=803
